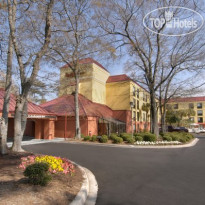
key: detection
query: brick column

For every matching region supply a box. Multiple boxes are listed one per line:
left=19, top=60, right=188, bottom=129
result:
left=43, top=120, right=55, bottom=140
left=35, top=120, right=42, bottom=139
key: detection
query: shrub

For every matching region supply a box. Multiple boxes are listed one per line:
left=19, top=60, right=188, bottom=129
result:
left=24, top=162, right=52, bottom=186
left=135, top=136, right=143, bottom=141
left=110, top=133, right=118, bottom=140
left=90, top=135, right=97, bottom=142
left=112, top=136, right=123, bottom=144
left=99, top=135, right=108, bottom=143
left=162, top=132, right=194, bottom=143
left=127, top=137, right=135, bottom=144
left=162, top=135, right=172, bottom=142
left=83, top=136, right=91, bottom=141
left=143, top=133, right=157, bottom=142
left=120, top=133, right=132, bottom=141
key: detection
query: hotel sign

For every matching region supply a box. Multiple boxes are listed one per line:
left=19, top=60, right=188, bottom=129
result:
left=10, top=114, right=56, bottom=119
left=28, top=115, right=56, bottom=119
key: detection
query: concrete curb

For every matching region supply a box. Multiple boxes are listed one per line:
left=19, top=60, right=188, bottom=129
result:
left=7, top=138, right=65, bottom=147
left=62, top=138, right=199, bottom=149
left=70, top=163, right=98, bottom=205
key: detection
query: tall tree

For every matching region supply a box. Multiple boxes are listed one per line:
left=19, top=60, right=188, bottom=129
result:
left=49, top=0, right=100, bottom=139
left=7, top=0, right=54, bottom=151
left=95, top=0, right=205, bottom=136
left=0, top=1, right=13, bottom=154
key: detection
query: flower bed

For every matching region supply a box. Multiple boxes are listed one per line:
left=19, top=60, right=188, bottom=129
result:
left=19, top=155, right=75, bottom=175
left=134, top=141, right=181, bottom=145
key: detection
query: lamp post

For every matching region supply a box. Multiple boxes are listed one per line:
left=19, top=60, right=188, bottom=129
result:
left=130, top=101, right=134, bottom=139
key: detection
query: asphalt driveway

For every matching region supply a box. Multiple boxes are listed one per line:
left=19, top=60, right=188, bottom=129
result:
left=24, top=138, right=205, bottom=205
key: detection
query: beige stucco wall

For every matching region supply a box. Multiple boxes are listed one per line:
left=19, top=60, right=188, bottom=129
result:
left=59, top=63, right=109, bottom=104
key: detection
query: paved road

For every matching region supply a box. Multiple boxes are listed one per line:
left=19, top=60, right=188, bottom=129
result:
left=24, top=138, right=205, bottom=205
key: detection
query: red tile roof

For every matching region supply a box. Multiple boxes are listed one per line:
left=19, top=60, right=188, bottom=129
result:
left=107, top=74, right=148, bottom=92
left=41, top=94, right=114, bottom=118
left=61, top=58, right=109, bottom=73
left=0, top=89, right=54, bottom=115
left=106, top=74, right=130, bottom=83
left=168, top=96, right=205, bottom=103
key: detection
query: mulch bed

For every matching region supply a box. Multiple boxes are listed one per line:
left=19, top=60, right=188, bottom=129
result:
left=0, top=152, right=83, bottom=205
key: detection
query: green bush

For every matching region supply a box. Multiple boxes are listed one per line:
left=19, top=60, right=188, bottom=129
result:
left=112, top=136, right=123, bottom=144
left=135, top=136, right=143, bottom=141
left=127, top=137, right=135, bottom=144
left=99, top=135, right=108, bottom=143
left=143, top=133, right=157, bottom=142
left=162, top=135, right=172, bottom=142
left=83, top=136, right=91, bottom=141
left=90, top=135, right=97, bottom=142
left=24, top=162, right=52, bottom=186
left=110, top=133, right=118, bottom=140
left=162, top=132, right=194, bottom=143
left=120, top=133, right=132, bottom=141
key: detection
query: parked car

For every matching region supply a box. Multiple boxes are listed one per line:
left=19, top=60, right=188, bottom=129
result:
left=159, top=126, right=188, bottom=133
left=188, top=123, right=205, bottom=133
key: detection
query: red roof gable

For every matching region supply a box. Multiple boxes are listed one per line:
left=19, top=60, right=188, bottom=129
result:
left=106, top=74, right=130, bottom=83
left=41, top=94, right=113, bottom=118
left=0, top=89, right=54, bottom=115
left=61, top=58, right=109, bottom=73
left=168, top=96, right=205, bottom=103
left=107, top=74, right=149, bottom=93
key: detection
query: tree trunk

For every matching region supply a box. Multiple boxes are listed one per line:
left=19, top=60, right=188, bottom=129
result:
left=74, top=74, right=81, bottom=139
left=12, top=96, right=27, bottom=152
left=150, top=90, right=159, bottom=136
left=0, top=35, right=13, bottom=155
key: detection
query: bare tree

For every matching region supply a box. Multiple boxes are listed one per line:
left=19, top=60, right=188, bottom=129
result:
left=0, top=1, right=14, bottom=154
left=49, top=0, right=101, bottom=139
left=94, top=0, right=205, bottom=136
left=7, top=0, right=54, bottom=151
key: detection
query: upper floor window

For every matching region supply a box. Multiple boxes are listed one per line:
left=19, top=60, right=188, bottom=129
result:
left=197, top=103, right=202, bottom=109
left=133, top=99, right=136, bottom=108
left=143, top=113, right=146, bottom=122
left=137, top=89, right=139, bottom=98
left=166, top=104, right=172, bottom=109
left=143, top=92, right=146, bottom=101
left=189, top=117, right=194, bottom=122
left=173, top=104, right=178, bottom=109
left=133, top=86, right=136, bottom=96
left=137, top=100, right=139, bottom=109
left=198, top=117, right=203, bottom=123
left=197, top=110, right=203, bottom=116
left=189, top=103, right=194, bottom=109
left=137, top=112, right=140, bottom=121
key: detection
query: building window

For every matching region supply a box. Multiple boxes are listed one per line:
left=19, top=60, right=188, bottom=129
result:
left=166, top=104, right=172, bottom=109
left=137, top=89, right=139, bottom=98
left=189, top=103, right=194, bottom=109
left=197, top=103, right=202, bottom=109
left=143, top=113, right=146, bottom=122
left=133, top=111, right=136, bottom=120
left=173, top=104, right=178, bottom=109
left=198, top=117, right=203, bottom=123
left=189, top=117, right=194, bottom=122
left=197, top=110, right=203, bottom=116
left=143, top=92, right=146, bottom=101
left=137, top=100, right=139, bottom=109
left=137, top=112, right=140, bottom=121
left=133, top=99, right=136, bottom=108
left=133, top=86, right=136, bottom=96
